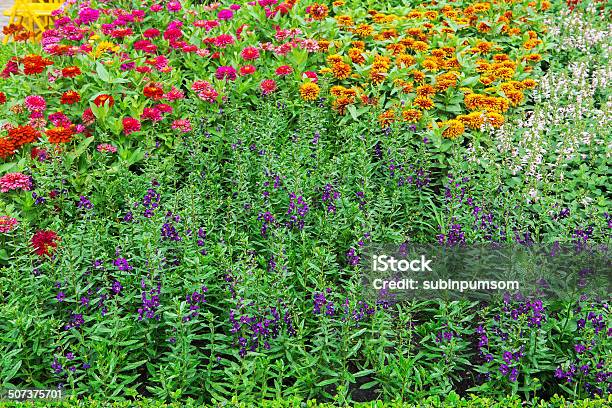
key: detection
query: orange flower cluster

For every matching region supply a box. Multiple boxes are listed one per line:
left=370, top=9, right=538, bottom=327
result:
left=313, top=0, right=547, bottom=137
left=21, top=54, right=53, bottom=75
left=300, top=82, right=320, bottom=101
left=0, top=138, right=15, bottom=159
left=8, top=125, right=41, bottom=148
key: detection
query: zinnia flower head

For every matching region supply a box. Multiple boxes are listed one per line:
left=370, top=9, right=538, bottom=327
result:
left=167, top=1, right=182, bottom=12
left=97, top=143, right=117, bottom=153
left=143, top=28, right=160, bottom=38
left=192, top=80, right=218, bottom=103
left=240, top=46, right=260, bottom=60
left=217, top=9, right=234, bottom=20
left=300, top=82, right=320, bottom=101
left=0, top=172, right=32, bottom=192
left=240, top=65, right=256, bottom=75
left=143, top=84, right=164, bottom=100
left=215, top=66, right=237, bottom=81
left=171, top=119, right=192, bottom=133
left=260, top=79, right=277, bottom=95
left=0, top=215, right=18, bottom=233
left=275, top=65, right=293, bottom=76
left=93, top=94, right=114, bottom=107
left=307, top=3, right=329, bottom=20
left=0, top=138, right=15, bottom=159
left=46, top=126, right=74, bottom=144
left=24, top=95, right=46, bottom=112
left=303, top=71, right=318, bottom=82
left=31, top=230, right=59, bottom=256
left=213, top=34, right=234, bottom=48
left=60, top=90, right=81, bottom=105
left=7, top=125, right=40, bottom=147
left=122, top=117, right=141, bottom=135
left=78, top=7, right=100, bottom=24
left=441, top=119, right=465, bottom=139
left=141, top=107, right=163, bottom=122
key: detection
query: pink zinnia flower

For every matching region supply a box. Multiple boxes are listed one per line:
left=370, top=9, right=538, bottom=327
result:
left=48, top=111, right=71, bottom=127
left=196, top=49, right=211, bottom=57
left=213, top=34, right=234, bottom=48
left=164, top=87, right=185, bottom=101
left=167, top=1, right=182, bottom=12
left=240, top=46, right=260, bottom=60
left=24, top=95, right=46, bottom=112
left=260, top=79, right=277, bottom=95
left=78, top=7, right=100, bottom=24
left=141, top=107, right=163, bottom=122
left=171, top=119, right=192, bottom=133
left=0, top=216, right=18, bottom=233
left=301, top=39, right=320, bottom=52
left=192, top=80, right=219, bottom=103
left=0, top=172, right=32, bottom=193
left=97, top=143, right=117, bottom=153
left=155, top=104, right=173, bottom=114
left=122, top=117, right=141, bottom=135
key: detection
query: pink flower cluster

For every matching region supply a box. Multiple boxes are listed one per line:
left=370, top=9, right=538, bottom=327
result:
left=171, top=119, right=192, bottom=133
left=97, top=143, right=117, bottom=153
left=0, top=216, right=18, bottom=233
left=0, top=172, right=32, bottom=193
left=192, top=80, right=219, bottom=103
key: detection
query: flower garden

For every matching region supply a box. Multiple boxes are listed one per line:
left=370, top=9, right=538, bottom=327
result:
left=0, top=0, right=610, bottom=406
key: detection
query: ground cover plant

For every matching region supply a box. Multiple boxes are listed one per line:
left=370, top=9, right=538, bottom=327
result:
left=0, top=0, right=610, bottom=405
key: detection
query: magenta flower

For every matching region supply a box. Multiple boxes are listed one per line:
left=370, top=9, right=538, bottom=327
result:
left=215, top=66, right=237, bottom=81
left=166, top=1, right=182, bottom=12
left=217, top=9, right=234, bottom=20
left=24, top=95, right=46, bottom=112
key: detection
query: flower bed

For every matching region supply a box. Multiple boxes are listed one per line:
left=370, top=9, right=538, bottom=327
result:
left=0, top=0, right=609, bottom=405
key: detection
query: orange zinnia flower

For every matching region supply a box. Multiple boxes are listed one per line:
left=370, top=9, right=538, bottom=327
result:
left=8, top=125, right=40, bottom=147
left=46, top=126, right=75, bottom=144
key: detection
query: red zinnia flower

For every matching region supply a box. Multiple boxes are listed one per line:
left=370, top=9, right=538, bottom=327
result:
left=275, top=65, right=293, bottom=76
left=122, top=117, right=141, bottom=135
left=22, top=54, right=53, bottom=75
left=60, top=90, right=81, bottom=105
left=240, top=46, right=260, bottom=60
left=93, top=94, right=114, bottom=107
left=240, top=65, right=256, bottom=75
left=82, top=108, right=95, bottom=126
left=260, top=79, right=277, bottom=95
left=0, top=92, right=6, bottom=104
left=143, top=85, right=164, bottom=100
left=31, top=230, right=59, bottom=256
left=61, top=66, right=81, bottom=78
left=143, top=28, right=160, bottom=38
